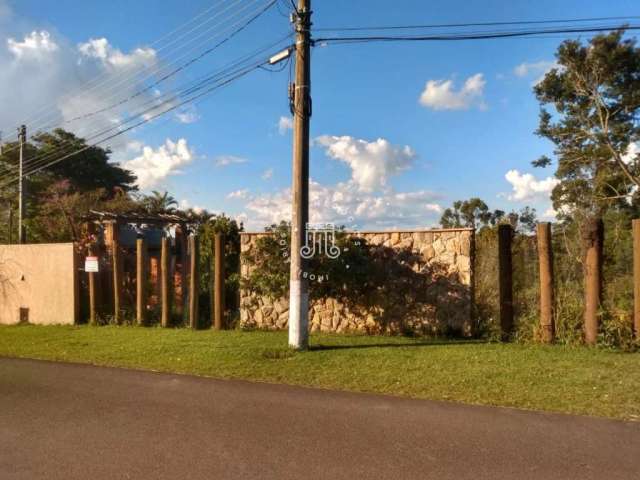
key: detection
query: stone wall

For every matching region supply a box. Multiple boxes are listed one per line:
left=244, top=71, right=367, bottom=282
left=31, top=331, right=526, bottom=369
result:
left=240, top=228, right=474, bottom=336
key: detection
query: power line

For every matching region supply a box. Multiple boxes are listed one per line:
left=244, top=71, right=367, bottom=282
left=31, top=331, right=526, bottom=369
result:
left=0, top=0, right=233, bottom=139
left=0, top=59, right=270, bottom=188
left=315, top=15, right=640, bottom=32
left=0, top=1, right=279, bottom=176
left=27, top=0, right=271, bottom=136
left=0, top=37, right=292, bottom=186
left=5, top=33, right=292, bottom=178
left=314, top=23, right=640, bottom=44
left=40, top=0, right=277, bottom=131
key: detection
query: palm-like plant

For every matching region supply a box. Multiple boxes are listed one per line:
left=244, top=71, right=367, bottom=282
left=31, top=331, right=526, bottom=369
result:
left=142, top=190, right=178, bottom=214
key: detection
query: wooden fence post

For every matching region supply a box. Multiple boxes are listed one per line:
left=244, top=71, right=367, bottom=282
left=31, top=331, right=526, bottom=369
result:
left=161, top=236, right=171, bottom=328
left=136, top=237, right=147, bottom=326
left=112, top=224, right=123, bottom=324
left=498, top=224, right=513, bottom=341
left=213, top=232, right=226, bottom=330
left=583, top=217, right=603, bottom=345
left=536, top=222, right=555, bottom=343
left=189, top=235, right=199, bottom=329
left=633, top=219, right=640, bottom=340
left=88, top=242, right=98, bottom=325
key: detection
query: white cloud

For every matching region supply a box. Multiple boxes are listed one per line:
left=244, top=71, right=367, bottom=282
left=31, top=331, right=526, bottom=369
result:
left=622, top=142, right=639, bottom=165
left=122, top=138, right=193, bottom=190
left=419, top=73, right=486, bottom=111
left=0, top=29, right=162, bottom=143
left=215, top=155, right=247, bottom=167
left=261, top=168, right=273, bottom=180
left=278, top=116, right=293, bottom=134
left=7, top=31, right=58, bottom=59
left=513, top=60, right=558, bottom=85
left=505, top=169, right=559, bottom=202
left=175, top=109, right=200, bottom=124
left=179, top=199, right=204, bottom=214
left=514, top=60, right=556, bottom=78
left=227, top=189, right=250, bottom=200
left=315, top=135, right=416, bottom=192
left=242, top=180, right=442, bottom=231
left=78, top=38, right=156, bottom=70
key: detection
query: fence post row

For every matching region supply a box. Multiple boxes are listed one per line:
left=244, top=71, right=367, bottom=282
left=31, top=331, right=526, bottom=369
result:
left=189, top=234, right=199, bottom=329
left=136, top=237, right=147, bottom=326
left=536, top=222, right=555, bottom=343
left=213, top=232, right=226, bottom=331
left=498, top=224, right=513, bottom=341
left=87, top=222, right=99, bottom=326
left=633, top=219, right=640, bottom=340
left=161, top=236, right=171, bottom=328
left=112, top=223, right=123, bottom=325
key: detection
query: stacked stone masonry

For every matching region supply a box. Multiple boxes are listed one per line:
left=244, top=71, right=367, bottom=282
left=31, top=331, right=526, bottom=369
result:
left=240, top=229, right=475, bottom=336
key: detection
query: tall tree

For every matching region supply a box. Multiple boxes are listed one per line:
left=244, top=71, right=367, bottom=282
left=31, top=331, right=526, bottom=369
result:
left=534, top=30, right=640, bottom=217
left=440, top=198, right=537, bottom=233
left=142, top=190, right=178, bottom=214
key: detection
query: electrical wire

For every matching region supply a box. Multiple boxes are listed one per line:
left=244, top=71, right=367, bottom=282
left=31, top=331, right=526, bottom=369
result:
left=0, top=0, right=279, bottom=175
left=6, top=32, right=292, bottom=177
left=0, top=59, right=270, bottom=188
left=0, top=0, right=232, bottom=139
left=0, top=36, right=293, bottom=185
left=314, top=23, right=640, bottom=44
left=40, top=0, right=277, bottom=131
left=29, top=0, right=271, bottom=135
left=315, top=15, right=640, bottom=32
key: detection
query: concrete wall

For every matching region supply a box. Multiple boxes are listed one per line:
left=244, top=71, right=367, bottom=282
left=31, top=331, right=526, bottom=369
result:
left=0, top=243, right=78, bottom=325
left=240, top=228, right=475, bottom=336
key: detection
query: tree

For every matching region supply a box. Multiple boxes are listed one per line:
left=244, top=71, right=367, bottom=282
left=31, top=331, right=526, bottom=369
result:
left=141, top=190, right=178, bottom=214
left=0, top=129, right=139, bottom=243
left=440, top=198, right=492, bottom=229
left=533, top=30, right=640, bottom=217
left=439, top=198, right=537, bottom=233
left=0, top=129, right=136, bottom=195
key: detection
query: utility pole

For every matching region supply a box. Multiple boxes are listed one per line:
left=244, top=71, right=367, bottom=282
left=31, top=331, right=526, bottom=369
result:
left=18, top=124, right=26, bottom=244
left=288, top=0, right=312, bottom=350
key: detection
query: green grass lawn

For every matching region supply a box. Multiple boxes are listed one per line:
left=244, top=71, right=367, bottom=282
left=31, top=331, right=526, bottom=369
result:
left=0, top=325, right=638, bottom=420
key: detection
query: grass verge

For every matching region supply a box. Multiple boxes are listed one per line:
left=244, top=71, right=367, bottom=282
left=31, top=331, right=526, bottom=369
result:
left=0, top=325, right=638, bottom=420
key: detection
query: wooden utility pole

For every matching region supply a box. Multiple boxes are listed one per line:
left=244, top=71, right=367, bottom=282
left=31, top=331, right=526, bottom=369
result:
left=161, top=236, right=171, bottom=328
left=498, top=224, right=514, bottom=341
left=288, top=0, right=312, bottom=350
left=633, top=219, right=640, bottom=339
left=536, top=222, right=555, bottom=343
left=583, top=218, right=603, bottom=345
left=136, top=237, right=147, bottom=326
left=213, top=232, right=225, bottom=330
left=189, top=234, right=199, bottom=329
left=112, top=224, right=123, bottom=324
left=17, top=125, right=26, bottom=244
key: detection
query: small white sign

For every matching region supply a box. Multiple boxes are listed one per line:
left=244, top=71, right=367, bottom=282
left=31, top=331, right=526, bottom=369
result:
left=85, top=256, right=99, bottom=273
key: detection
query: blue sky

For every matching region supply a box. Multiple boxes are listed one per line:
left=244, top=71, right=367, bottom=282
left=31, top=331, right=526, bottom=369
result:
left=1, top=0, right=638, bottom=230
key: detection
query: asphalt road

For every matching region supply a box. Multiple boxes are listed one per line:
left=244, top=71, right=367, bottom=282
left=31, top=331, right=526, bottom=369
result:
left=1, top=358, right=638, bottom=480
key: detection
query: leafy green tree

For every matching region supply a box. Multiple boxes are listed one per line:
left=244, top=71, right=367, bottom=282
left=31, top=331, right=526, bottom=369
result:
left=0, top=129, right=139, bottom=243
left=0, top=129, right=136, bottom=196
left=440, top=198, right=537, bottom=233
left=533, top=30, right=640, bottom=218
left=440, top=198, right=492, bottom=229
